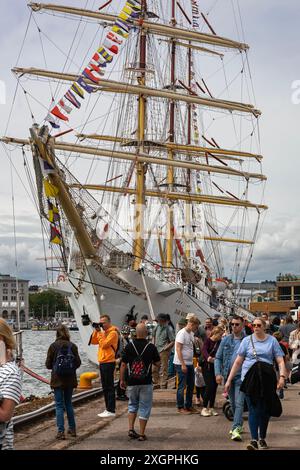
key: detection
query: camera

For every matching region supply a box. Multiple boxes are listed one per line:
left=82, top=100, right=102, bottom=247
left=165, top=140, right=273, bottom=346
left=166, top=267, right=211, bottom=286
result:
left=81, top=313, right=91, bottom=326
left=92, top=322, right=104, bottom=329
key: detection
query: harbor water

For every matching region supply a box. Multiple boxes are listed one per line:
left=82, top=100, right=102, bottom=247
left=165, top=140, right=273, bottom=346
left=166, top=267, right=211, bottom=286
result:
left=21, top=330, right=96, bottom=397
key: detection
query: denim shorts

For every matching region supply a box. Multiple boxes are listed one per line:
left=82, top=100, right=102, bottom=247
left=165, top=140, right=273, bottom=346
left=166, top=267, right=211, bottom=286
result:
left=127, top=384, right=153, bottom=420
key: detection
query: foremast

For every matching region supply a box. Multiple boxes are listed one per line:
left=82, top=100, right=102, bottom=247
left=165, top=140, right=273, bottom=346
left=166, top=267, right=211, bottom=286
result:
left=29, top=126, right=96, bottom=261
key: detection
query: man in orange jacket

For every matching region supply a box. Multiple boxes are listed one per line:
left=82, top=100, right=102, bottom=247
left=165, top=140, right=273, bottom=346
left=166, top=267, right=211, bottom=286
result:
left=90, top=314, right=119, bottom=418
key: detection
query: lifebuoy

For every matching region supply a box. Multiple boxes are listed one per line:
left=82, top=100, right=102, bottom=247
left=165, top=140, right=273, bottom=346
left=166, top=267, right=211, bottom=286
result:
left=57, top=274, right=66, bottom=282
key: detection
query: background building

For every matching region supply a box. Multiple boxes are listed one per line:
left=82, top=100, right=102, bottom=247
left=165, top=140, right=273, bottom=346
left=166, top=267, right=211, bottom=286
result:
left=0, top=274, right=29, bottom=323
left=249, top=274, right=299, bottom=317
left=234, top=289, right=252, bottom=310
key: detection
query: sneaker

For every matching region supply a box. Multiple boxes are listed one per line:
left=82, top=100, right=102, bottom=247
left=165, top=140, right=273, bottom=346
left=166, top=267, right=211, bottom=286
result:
left=209, top=408, right=219, bottom=416
left=185, top=407, right=200, bottom=414
left=67, top=429, right=76, bottom=437
left=201, top=407, right=211, bottom=417
left=98, top=410, right=116, bottom=418
left=177, top=408, right=192, bottom=415
left=246, top=440, right=259, bottom=451
left=56, top=431, right=65, bottom=440
left=229, top=430, right=233, bottom=435
left=231, top=428, right=242, bottom=441
left=258, top=439, right=268, bottom=449
left=235, top=426, right=244, bottom=434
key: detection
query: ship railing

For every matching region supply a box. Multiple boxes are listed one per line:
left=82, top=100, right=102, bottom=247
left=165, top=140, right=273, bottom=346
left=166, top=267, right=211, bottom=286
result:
left=13, top=329, right=24, bottom=363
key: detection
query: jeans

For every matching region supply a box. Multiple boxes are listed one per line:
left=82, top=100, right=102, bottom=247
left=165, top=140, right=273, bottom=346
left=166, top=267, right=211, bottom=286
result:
left=175, top=364, right=194, bottom=409
left=202, top=364, right=218, bottom=408
left=53, top=387, right=76, bottom=433
left=127, top=384, right=153, bottom=420
left=100, top=362, right=116, bottom=413
left=228, top=377, right=245, bottom=430
left=245, top=395, right=270, bottom=440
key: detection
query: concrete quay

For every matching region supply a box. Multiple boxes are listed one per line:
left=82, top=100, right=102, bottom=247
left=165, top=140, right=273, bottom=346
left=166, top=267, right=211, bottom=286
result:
left=15, top=383, right=300, bottom=451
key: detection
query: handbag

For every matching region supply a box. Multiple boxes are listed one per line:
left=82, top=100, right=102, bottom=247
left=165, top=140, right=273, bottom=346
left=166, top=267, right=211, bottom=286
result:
left=250, top=335, right=282, bottom=417
left=291, top=363, right=300, bottom=384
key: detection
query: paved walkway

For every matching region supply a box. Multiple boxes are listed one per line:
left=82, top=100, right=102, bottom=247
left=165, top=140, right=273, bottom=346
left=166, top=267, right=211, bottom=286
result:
left=15, top=383, right=300, bottom=451
left=70, top=384, right=300, bottom=451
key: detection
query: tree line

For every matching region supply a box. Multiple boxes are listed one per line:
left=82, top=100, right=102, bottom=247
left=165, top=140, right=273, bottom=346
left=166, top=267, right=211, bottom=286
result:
left=29, top=290, right=72, bottom=318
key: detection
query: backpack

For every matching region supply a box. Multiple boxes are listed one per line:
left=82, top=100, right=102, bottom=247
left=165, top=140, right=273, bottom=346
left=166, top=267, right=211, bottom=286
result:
left=128, top=342, right=151, bottom=382
left=53, top=343, right=76, bottom=377
left=111, top=330, right=122, bottom=359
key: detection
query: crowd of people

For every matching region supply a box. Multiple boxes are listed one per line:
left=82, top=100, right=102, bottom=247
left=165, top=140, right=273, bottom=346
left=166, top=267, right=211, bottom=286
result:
left=88, top=311, right=300, bottom=449
left=0, top=311, right=299, bottom=450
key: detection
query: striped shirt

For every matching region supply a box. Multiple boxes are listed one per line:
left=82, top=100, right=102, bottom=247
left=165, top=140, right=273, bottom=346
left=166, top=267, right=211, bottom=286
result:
left=0, top=361, right=22, bottom=450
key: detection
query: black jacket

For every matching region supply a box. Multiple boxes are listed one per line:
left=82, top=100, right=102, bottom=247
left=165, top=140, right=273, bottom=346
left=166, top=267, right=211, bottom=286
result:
left=240, top=361, right=282, bottom=417
left=46, top=339, right=81, bottom=389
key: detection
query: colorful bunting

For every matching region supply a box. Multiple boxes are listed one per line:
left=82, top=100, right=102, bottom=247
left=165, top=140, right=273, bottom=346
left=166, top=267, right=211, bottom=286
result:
left=45, top=0, right=141, bottom=129
left=45, top=113, right=60, bottom=129
left=65, top=90, right=81, bottom=109
left=82, top=67, right=102, bottom=84
left=51, top=105, right=69, bottom=121
left=50, top=225, right=62, bottom=245
left=71, top=82, right=85, bottom=99
left=48, top=200, right=60, bottom=224
left=189, top=1, right=201, bottom=146
left=191, top=0, right=200, bottom=28
left=39, top=158, right=55, bottom=176
left=59, top=99, right=73, bottom=114
left=77, top=76, right=95, bottom=93
left=44, top=179, right=59, bottom=198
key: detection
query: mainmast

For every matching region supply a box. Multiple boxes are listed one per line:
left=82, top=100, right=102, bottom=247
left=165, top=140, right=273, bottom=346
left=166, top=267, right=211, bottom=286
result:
left=133, top=0, right=147, bottom=270
left=166, top=0, right=176, bottom=269
left=185, top=45, right=193, bottom=262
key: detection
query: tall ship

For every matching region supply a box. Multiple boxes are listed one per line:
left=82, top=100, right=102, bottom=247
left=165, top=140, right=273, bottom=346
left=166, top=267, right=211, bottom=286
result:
left=2, top=0, right=266, bottom=363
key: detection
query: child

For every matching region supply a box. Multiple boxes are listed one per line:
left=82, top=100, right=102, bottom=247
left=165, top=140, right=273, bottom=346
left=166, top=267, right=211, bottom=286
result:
left=194, top=365, right=206, bottom=406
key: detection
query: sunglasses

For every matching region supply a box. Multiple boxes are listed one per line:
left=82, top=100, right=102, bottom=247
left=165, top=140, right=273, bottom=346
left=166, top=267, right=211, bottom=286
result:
left=231, top=323, right=241, bottom=326
left=253, top=324, right=262, bottom=328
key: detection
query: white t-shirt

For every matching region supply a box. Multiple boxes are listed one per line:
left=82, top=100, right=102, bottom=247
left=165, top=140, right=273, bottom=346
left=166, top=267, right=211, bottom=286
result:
left=173, top=328, right=194, bottom=365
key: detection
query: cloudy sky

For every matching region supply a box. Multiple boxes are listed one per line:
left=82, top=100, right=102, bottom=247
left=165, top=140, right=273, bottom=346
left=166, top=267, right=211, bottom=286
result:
left=1, top=0, right=300, bottom=283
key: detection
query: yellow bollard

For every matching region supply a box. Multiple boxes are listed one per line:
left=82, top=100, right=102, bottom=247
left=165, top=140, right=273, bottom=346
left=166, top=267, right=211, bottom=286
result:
left=78, top=371, right=99, bottom=389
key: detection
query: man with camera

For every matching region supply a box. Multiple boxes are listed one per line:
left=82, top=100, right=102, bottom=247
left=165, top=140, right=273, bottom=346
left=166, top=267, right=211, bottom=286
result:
left=90, top=314, right=119, bottom=418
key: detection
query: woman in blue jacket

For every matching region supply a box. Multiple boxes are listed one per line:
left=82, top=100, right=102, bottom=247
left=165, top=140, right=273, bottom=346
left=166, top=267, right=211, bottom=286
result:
left=225, top=318, right=286, bottom=450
